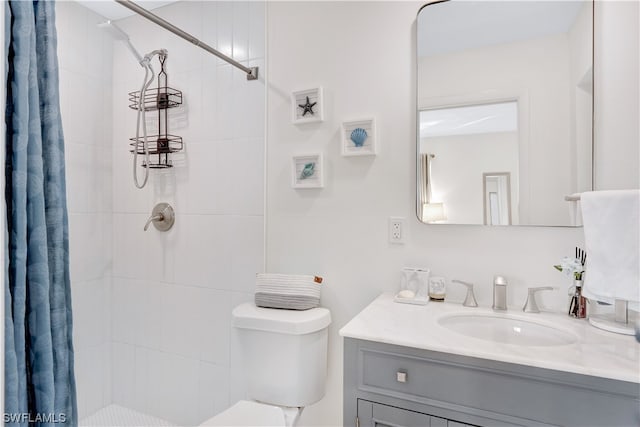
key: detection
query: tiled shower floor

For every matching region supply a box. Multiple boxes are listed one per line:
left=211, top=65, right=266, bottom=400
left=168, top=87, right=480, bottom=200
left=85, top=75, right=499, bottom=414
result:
left=80, top=404, right=175, bottom=427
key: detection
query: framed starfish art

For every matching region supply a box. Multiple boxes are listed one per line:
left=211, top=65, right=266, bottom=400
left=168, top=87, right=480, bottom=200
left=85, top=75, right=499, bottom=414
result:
left=291, top=87, right=324, bottom=124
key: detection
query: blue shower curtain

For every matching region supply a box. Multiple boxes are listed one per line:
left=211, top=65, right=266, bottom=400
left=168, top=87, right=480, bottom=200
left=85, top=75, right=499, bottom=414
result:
left=4, top=1, right=77, bottom=426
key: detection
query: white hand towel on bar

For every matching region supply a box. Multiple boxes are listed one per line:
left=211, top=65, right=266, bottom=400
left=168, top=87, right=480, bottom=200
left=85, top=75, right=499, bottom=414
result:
left=581, top=190, right=640, bottom=309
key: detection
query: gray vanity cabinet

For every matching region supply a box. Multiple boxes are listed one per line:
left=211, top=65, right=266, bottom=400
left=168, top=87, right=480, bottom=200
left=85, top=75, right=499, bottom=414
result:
left=344, top=338, right=640, bottom=427
left=358, top=400, right=474, bottom=427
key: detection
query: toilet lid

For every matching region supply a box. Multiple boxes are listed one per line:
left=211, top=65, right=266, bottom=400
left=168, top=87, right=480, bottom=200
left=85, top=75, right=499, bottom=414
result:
left=200, top=400, right=286, bottom=426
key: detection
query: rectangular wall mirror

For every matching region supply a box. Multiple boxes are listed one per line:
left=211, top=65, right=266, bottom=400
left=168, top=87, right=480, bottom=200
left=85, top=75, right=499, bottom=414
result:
left=416, top=0, right=593, bottom=226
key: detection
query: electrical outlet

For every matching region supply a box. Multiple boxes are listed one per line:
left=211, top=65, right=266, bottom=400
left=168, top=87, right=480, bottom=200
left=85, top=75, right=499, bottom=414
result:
left=389, top=217, right=406, bottom=244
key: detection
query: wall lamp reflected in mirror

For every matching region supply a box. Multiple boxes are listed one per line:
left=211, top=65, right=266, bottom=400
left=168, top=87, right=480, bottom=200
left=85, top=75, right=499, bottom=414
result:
left=422, top=202, right=447, bottom=223
left=421, top=153, right=447, bottom=223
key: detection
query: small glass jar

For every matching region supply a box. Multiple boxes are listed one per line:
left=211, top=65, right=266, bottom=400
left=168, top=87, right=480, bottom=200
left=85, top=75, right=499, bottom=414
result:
left=429, top=276, right=446, bottom=301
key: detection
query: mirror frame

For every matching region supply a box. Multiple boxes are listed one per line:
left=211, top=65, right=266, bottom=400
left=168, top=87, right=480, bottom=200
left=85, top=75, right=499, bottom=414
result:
left=415, top=0, right=595, bottom=227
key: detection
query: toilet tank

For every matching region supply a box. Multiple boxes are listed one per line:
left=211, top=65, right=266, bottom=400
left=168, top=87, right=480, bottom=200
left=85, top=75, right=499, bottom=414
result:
left=232, top=303, right=331, bottom=407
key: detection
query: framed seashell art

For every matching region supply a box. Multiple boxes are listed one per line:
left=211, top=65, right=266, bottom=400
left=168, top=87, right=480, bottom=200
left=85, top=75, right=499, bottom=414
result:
left=291, top=87, right=324, bottom=124
left=292, top=153, right=324, bottom=188
left=341, top=118, right=376, bottom=156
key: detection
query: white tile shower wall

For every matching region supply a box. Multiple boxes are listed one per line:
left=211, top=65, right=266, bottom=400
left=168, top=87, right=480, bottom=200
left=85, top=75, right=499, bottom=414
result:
left=266, top=2, right=638, bottom=426
left=57, top=1, right=113, bottom=419
left=110, top=2, right=265, bottom=425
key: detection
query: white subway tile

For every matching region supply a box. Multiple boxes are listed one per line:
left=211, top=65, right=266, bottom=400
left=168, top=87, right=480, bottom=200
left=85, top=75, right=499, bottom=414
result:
left=233, top=58, right=265, bottom=140
left=111, top=278, right=142, bottom=345
left=216, top=2, right=234, bottom=61
left=68, top=213, right=106, bottom=282
left=198, top=289, right=231, bottom=365
left=111, top=342, right=135, bottom=407
left=232, top=2, right=250, bottom=62
left=152, top=2, right=203, bottom=74
left=72, top=278, right=108, bottom=350
left=56, top=2, right=89, bottom=75
left=228, top=292, right=252, bottom=404
left=112, top=214, right=165, bottom=281
left=215, top=65, right=234, bottom=140
left=201, top=1, right=219, bottom=71
left=159, top=283, right=202, bottom=359
left=231, top=216, right=265, bottom=294
left=217, top=139, right=264, bottom=216
left=101, top=342, right=112, bottom=408
left=182, top=142, right=222, bottom=214
left=86, top=78, right=105, bottom=146
left=65, top=143, right=89, bottom=214
left=67, top=75, right=92, bottom=143
left=146, top=351, right=200, bottom=426
left=228, top=366, right=248, bottom=406
left=170, top=215, right=233, bottom=289
left=136, top=280, right=163, bottom=350
left=248, top=2, right=266, bottom=61
left=198, top=361, right=230, bottom=422
left=229, top=291, right=253, bottom=368
left=75, top=374, right=88, bottom=419
left=87, top=146, right=112, bottom=213
left=111, top=147, right=153, bottom=214
left=133, top=346, right=151, bottom=414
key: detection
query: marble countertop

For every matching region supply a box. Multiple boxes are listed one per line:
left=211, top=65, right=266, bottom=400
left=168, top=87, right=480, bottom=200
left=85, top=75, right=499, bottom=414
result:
left=339, top=293, right=640, bottom=383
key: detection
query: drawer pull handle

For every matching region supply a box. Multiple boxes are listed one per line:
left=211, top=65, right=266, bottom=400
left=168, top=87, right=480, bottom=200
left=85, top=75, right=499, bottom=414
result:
left=396, top=371, right=407, bottom=383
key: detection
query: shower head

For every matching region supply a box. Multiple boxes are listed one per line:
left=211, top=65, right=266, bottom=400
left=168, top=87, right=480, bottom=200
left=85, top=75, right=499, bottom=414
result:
left=99, top=20, right=144, bottom=65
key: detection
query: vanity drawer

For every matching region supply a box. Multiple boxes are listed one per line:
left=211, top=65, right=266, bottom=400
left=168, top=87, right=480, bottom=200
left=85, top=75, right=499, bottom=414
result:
left=359, top=346, right=639, bottom=427
left=361, top=348, right=477, bottom=404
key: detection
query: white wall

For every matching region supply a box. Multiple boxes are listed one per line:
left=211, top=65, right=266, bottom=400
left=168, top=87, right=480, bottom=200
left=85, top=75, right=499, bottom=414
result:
left=594, top=0, right=639, bottom=190
left=109, top=2, right=265, bottom=425
left=419, top=34, right=572, bottom=225
left=568, top=2, right=593, bottom=194
left=266, top=2, right=584, bottom=426
left=56, top=1, right=114, bottom=419
left=422, top=132, right=519, bottom=224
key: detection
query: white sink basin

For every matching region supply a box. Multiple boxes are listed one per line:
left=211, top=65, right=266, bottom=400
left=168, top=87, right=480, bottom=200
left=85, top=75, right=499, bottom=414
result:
left=438, top=313, right=579, bottom=347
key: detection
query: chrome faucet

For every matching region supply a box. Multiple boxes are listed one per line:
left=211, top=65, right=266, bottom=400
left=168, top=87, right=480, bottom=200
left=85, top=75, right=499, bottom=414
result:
left=451, top=280, right=478, bottom=307
left=522, top=286, right=553, bottom=313
left=492, top=276, right=508, bottom=311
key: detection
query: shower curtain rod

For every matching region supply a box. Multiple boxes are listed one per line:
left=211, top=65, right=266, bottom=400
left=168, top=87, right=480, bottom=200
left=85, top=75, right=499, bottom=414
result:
left=114, top=0, right=259, bottom=81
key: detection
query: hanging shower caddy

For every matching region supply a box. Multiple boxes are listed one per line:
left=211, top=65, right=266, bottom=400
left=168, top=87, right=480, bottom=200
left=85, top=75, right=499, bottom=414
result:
left=128, top=55, right=183, bottom=168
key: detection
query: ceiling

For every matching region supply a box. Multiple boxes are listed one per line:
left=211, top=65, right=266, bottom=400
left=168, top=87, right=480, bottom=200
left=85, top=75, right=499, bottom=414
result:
left=75, top=0, right=180, bottom=20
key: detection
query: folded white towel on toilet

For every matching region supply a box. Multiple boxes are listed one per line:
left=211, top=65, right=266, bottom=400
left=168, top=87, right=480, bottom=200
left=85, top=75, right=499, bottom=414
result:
left=581, top=190, right=640, bottom=309
left=255, top=273, right=322, bottom=310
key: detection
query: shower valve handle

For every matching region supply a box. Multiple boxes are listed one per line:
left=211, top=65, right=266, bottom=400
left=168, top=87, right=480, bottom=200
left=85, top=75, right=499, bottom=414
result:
left=143, top=203, right=175, bottom=232
left=144, top=213, right=164, bottom=231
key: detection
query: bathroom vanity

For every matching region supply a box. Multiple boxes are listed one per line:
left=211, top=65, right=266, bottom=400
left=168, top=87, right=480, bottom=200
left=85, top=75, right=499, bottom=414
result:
left=340, top=294, right=640, bottom=427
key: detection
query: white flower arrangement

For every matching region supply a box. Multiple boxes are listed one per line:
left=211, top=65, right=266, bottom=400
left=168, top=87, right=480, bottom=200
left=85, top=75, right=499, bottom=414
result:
left=554, top=247, right=586, bottom=280
left=554, top=257, right=584, bottom=280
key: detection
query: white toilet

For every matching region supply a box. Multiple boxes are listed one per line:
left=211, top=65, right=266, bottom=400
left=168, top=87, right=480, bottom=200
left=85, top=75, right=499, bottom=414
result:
left=200, top=302, right=332, bottom=427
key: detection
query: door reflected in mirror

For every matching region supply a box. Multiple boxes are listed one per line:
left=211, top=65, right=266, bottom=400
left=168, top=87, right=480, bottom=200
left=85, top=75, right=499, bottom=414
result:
left=416, top=0, right=593, bottom=226
left=484, top=172, right=512, bottom=225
